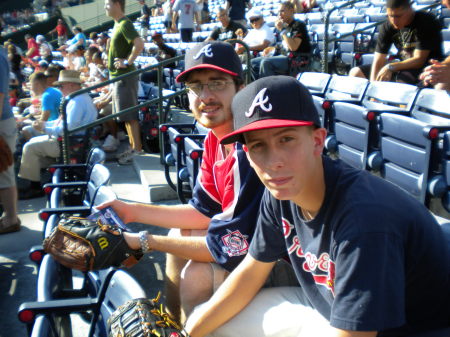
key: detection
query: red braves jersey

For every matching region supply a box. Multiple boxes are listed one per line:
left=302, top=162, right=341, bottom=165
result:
left=189, top=131, right=265, bottom=271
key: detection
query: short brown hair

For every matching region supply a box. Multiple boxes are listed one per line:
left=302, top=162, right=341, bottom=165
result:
left=30, top=72, right=48, bottom=85
left=112, top=0, right=125, bottom=11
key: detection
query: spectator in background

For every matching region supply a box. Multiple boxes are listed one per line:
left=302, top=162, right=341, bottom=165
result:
left=349, top=0, right=443, bottom=85
left=105, top=0, right=145, bottom=164
left=289, top=0, right=317, bottom=13
left=96, top=32, right=109, bottom=54
left=49, top=18, right=68, bottom=47
left=36, top=34, right=53, bottom=63
left=251, top=1, right=311, bottom=79
left=138, top=0, right=151, bottom=41
left=225, top=0, right=252, bottom=27
left=172, top=0, right=201, bottom=42
left=60, top=26, right=86, bottom=53
left=24, top=34, right=40, bottom=59
left=0, top=44, right=20, bottom=234
left=18, top=70, right=97, bottom=199
left=67, top=45, right=86, bottom=71
left=419, top=0, right=450, bottom=91
left=141, top=32, right=177, bottom=83
left=7, top=44, right=23, bottom=86
left=206, top=7, right=247, bottom=42
left=162, top=0, right=173, bottom=33
left=21, top=72, right=62, bottom=141
left=197, top=0, right=210, bottom=24
left=235, top=9, right=275, bottom=57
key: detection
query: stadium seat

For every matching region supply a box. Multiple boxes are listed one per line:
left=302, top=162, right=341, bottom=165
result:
left=361, top=81, right=419, bottom=114
left=371, top=113, right=450, bottom=206
left=411, top=88, right=450, bottom=126
left=296, top=72, right=332, bottom=97
left=325, top=102, right=379, bottom=170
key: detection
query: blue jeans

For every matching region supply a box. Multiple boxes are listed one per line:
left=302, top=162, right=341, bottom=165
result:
left=251, top=55, right=289, bottom=80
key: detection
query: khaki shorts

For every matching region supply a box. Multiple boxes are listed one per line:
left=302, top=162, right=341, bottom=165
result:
left=0, top=117, right=17, bottom=188
left=112, top=75, right=139, bottom=122
left=209, top=258, right=298, bottom=293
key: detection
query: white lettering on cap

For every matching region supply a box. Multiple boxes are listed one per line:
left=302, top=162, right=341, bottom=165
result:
left=194, top=44, right=213, bottom=59
left=246, top=88, right=272, bottom=118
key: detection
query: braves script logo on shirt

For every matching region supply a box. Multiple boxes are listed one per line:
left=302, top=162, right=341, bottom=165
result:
left=221, top=229, right=249, bottom=257
left=245, top=88, right=273, bottom=118
left=283, top=217, right=336, bottom=295
left=194, top=44, right=213, bottom=59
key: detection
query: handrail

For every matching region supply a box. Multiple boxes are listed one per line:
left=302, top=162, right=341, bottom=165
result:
left=60, top=54, right=184, bottom=163
left=322, top=0, right=442, bottom=73
left=226, top=38, right=252, bottom=84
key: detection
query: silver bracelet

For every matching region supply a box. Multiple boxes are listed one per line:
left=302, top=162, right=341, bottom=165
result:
left=138, top=230, right=151, bottom=253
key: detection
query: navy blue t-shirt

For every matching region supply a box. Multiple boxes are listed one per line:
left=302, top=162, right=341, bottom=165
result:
left=250, top=157, right=450, bottom=335
left=226, top=0, right=249, bottom=21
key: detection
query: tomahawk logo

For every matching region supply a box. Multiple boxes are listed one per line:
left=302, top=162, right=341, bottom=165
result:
left=194, top=44, right=213, bottom=59
left=245, top=88, right=272, bottom=117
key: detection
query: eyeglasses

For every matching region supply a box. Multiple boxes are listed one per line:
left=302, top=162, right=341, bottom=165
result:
left=185, top=80, right=234, bottom=96
left=250, top=17, right=261, bottom=23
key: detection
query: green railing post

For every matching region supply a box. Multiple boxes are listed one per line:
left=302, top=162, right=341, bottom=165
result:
left=226, top=39, right=252, bottom=84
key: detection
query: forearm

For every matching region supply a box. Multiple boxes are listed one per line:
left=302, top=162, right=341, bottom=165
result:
left=390, top=56, right=428, bottom=71
left=250, top=40, right=270, bottom=51
left=126, top=232, right=214, bottom=261
left=128, top=38, right=144, bottom=64
left=370, top=54, right=387, bottom=81
left=127, top=202, right=210, bottom=230
left=282, top=35, right=301, bottom=51
left=40, top=109, right=50, bottom=121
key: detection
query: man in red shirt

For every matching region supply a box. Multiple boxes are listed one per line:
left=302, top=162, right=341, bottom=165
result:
left=49, top=19, right=68, bottom=47
left=24, top=34, right=40, bottom=59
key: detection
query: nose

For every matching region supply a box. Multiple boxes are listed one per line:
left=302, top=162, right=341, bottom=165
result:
left=266, top=146, right=284, bottom=171
left=198, top=84, right=214, bottom=101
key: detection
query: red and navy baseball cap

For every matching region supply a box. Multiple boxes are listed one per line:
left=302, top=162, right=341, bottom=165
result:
left=220, top=75, right=321, bottom=145
left=176, top=41, right=243, bottom=83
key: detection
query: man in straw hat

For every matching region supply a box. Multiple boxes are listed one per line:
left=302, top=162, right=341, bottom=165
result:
left=98, top=41, right=297, bottom=322
left=18, top=70, right=97, bottom=199
left=184, top=75, right=450, bottom=337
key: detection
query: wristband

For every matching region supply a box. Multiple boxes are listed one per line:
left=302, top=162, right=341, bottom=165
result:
left=388, top=63, right=395, bottom=72
left=124, top=59, right=129, bottom=67
left=138, top=230, right=151, bottom=253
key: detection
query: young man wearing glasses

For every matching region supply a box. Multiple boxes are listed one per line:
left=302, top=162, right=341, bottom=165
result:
left=99, top=41, right=296, bottom=323
left=349, top=0, right=443, bottom=84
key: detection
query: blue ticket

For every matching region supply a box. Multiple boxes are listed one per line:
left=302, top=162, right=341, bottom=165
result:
left=88, top=206, right=130, bottom=232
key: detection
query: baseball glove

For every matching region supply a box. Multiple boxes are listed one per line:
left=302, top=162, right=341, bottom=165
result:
left=43, top=216, right=143, bottom=271
left=108, top=293, right=188, bottom=337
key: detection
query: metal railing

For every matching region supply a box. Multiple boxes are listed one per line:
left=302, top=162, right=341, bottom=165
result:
left=60, top=54, right=184, bottom=164
left=321, top=0, right=442, bottom=73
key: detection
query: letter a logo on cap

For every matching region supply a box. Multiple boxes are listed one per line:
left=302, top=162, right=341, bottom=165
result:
left=194, top=44, right=213, bottom=59
left=246, top=88, right=272, bottom=117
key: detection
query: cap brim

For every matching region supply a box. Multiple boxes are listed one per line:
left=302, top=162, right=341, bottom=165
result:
left=220, top=119, right=314, bottom=145
left=176, top=64, right=238, bottom=83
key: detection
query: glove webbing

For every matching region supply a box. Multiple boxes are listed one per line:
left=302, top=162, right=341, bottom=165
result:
left=150, top=292, right=183, bottom=332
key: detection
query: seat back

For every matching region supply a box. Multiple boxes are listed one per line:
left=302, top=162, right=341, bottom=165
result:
left=362, top=81, right=419, bottom=113
left=86, top=148, right=106, bottom=177
left=325, top=75, right=369, bottom=103
left=85, top=164, right=111, bottom=208
left=181, top=136, right=205, bottom=191
left=378, top=113, right=437, bottom=204
left=330, top=102, right=378, bottom=170
left=411, top=88, right=450, bottom=126
left=96, top=270, right=147, bottom=336
left=296, top=72, right=332, bottom=97
left=92, top=186, right=117, bottom=207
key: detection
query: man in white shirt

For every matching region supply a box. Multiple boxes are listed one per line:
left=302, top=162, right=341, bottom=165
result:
left=236, top=9, right=275, bottom=57
left=172, top=0, right=201, bottom=42
left=18, top=70, right=97, bottom=199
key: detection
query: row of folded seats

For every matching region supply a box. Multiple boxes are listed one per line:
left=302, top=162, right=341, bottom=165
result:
left=18, top=148, right=147, bottom=337
left=298, top=72, right=450, bottom=218
left=159, top=72, right=450, bottom=220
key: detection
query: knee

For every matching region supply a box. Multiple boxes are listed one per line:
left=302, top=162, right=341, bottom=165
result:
left=349, top=66, right=365, bottom=78
left=180, top=261, right=214, bottom=314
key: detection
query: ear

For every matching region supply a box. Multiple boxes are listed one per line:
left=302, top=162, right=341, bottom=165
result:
left=312, top=127, right=327, bottom=156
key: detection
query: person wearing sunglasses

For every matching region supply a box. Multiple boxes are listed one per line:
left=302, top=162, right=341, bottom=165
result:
left=236, top=9, right=275, bottom=57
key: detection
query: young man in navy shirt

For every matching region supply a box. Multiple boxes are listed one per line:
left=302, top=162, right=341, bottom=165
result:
left=185, top=75, right=450, bottom=337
